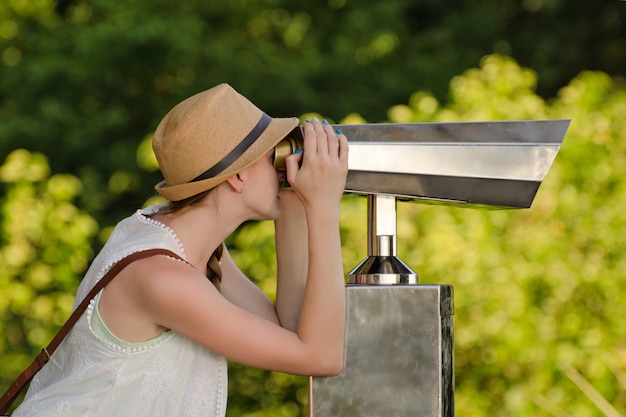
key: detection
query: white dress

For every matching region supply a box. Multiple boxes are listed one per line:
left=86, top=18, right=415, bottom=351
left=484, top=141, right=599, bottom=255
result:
left=13, top=205, right=228, bottom=417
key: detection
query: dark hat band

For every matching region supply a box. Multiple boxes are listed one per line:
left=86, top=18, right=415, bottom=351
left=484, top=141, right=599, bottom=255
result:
left=190, top=113, right=272, bottom=182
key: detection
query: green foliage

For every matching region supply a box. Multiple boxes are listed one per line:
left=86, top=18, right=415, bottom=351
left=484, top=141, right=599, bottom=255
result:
left=0, top=149, right=98, bottom=379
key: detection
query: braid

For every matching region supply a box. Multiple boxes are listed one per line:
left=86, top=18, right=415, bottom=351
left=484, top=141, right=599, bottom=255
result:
left=206, top=243, right=224, bottom=292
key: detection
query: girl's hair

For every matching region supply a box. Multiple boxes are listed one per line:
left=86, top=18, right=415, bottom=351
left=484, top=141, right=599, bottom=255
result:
left=160, top=190, right=223, bottom=292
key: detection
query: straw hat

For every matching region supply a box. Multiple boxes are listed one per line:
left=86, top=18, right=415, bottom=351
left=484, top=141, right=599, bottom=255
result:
left=152, top=83, right=299, bottom=201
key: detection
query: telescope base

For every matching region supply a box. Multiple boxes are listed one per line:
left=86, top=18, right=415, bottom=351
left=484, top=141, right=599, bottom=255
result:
left=309, top=284, right=455, bottom=417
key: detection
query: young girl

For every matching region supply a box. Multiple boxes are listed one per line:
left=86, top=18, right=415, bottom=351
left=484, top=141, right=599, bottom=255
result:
left=13, top=83, right=349, bottom=416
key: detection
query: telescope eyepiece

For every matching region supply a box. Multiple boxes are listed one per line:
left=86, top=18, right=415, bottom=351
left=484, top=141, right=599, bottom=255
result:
left=273, top=134, right=303, bottom=171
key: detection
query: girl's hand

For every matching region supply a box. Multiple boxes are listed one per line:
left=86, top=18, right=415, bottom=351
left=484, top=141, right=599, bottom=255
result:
left=284, top=118, right=349, bottom=215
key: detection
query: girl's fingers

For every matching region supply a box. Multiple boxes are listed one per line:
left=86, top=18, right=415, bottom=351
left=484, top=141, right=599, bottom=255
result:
left=298, top=118, right=347, bottom=173
left=337, top=131, right=349, bottom=166
left=302, top=119, right=316, bottom=159
left=322, top=122, right=340, bottom=159
left=285, top=149, right=303, bottom=185
left=313, top=118, right=328, bottom=156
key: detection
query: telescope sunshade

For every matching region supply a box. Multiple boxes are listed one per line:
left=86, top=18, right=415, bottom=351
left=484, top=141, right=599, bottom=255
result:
left=335, top=119, right=569, bottom=208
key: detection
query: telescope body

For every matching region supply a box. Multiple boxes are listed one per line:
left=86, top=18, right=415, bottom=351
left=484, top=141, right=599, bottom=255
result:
left=276, top=119, right=569, bottom=208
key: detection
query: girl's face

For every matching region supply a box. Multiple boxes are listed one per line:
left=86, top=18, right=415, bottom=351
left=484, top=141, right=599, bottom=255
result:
left=241, top=149, right=282, bottom=220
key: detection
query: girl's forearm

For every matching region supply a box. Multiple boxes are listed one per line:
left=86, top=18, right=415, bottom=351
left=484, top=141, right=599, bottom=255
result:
left=275, top=191, right=308, bottom=331
left=296, top=209, right=346, bottom=373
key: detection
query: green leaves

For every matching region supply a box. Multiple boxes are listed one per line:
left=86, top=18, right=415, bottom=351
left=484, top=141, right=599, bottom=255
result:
left=0, top=150, right=97, bottom=379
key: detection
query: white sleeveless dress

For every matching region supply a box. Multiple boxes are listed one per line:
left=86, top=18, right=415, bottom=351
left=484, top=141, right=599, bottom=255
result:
left=13, top=205, right=227, bottom=417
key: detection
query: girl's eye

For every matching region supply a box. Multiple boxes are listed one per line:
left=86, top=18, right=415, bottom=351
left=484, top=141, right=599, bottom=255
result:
left=270, top=150, right=276, bottom=164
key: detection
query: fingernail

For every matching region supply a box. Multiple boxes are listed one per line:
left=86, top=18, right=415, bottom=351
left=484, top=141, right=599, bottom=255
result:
left=335, top=129, right=342, bottom=135
left=305, top=119, right=311, bottom=123
left=313, top=117, right=320, bottom=122
left=294, top=148, right=303, bottom=154
left=322, top=119, right=329, bottom=125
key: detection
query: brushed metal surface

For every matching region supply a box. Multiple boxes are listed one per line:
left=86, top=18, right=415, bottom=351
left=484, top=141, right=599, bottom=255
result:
left=310, top=285, right=454, bottom=417
left=340, top=119, right=568, bottom=208
left=275, top=119, right=569, bottom=208
left=347, top=142, right=558, bottom=181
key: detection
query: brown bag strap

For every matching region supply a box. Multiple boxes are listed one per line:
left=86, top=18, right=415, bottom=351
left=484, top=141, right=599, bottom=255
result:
left=0, top=248, right=184, bottom=415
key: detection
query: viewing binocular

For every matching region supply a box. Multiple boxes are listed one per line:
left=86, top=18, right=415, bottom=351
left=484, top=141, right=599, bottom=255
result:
left=273, top=128, right=303, bottom=172
left=270, top=120, right=568, bottom=209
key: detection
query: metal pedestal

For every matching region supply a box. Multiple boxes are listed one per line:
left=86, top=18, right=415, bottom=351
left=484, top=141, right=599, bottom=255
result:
left=310, top=284, right=454, bottom=417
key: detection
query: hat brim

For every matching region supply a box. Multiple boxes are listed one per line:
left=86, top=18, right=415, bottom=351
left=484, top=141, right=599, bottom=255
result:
left=155, top=116, right=299, bottom=201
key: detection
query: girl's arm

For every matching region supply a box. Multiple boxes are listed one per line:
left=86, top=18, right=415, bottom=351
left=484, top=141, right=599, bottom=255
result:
left=274, top=189, right=308, bottom=331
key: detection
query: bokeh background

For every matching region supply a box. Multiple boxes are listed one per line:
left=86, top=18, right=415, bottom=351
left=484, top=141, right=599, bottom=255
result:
left=1, top=1, right=625, bottom=416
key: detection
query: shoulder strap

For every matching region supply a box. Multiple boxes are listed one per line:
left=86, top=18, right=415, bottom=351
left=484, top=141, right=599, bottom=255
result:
left=0, top=248, right=184, bottom=415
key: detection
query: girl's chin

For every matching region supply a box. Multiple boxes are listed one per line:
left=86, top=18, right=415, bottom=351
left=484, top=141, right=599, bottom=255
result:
left=251, top=204, right=280, bottom=221
left=267, top=206, right=281, bottom=221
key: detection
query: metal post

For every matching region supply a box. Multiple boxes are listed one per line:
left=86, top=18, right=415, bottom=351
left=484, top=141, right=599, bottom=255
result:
left=348, top=195, right=418, bottom=285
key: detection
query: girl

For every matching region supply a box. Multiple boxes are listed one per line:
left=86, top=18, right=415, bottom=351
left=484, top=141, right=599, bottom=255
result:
left=13, top=83, right=348, bottom=416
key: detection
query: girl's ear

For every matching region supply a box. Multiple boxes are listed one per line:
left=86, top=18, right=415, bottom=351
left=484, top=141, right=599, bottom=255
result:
left=225, top=170, right=246, bottom=193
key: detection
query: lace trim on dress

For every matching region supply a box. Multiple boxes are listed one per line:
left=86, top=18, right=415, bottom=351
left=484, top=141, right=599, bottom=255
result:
left=135, top=205, right=187, bottom=259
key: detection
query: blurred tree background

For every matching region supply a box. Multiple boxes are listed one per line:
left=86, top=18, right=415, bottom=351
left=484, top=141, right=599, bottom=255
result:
left=1, top=0, right=625, bottom=416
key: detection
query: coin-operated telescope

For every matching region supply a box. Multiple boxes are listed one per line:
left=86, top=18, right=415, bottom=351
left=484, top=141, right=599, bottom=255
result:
left=275, top=119, right=569, bottom=417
